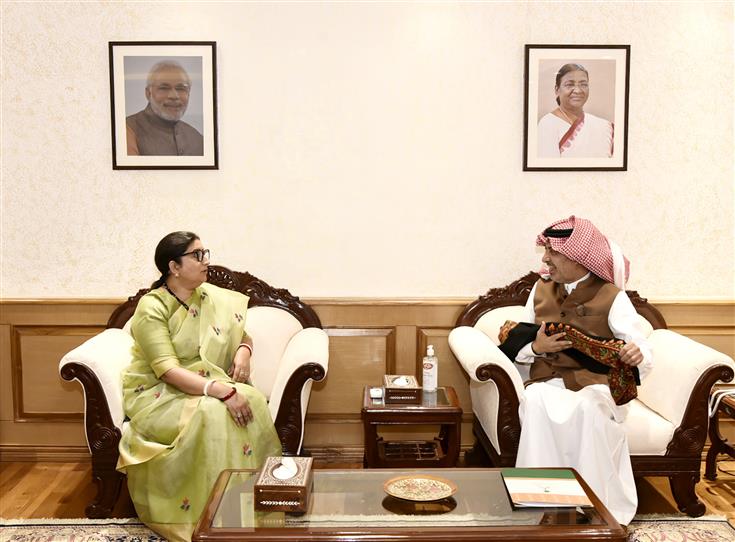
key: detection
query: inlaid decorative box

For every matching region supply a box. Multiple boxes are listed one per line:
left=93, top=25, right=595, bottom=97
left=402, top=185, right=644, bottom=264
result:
left=254, top=456, right=313, bottom=513
left=383, top=374, right=421, bottom=404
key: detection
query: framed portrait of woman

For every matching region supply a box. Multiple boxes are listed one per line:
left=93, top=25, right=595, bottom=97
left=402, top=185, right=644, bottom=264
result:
left=524, top=44, right=630, bottom=171
left=109, top=41, right=218, bottom=169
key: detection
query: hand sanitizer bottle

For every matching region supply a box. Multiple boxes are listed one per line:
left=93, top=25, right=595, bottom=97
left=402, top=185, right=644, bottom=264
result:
left=422, top=344, right=438, bottom=392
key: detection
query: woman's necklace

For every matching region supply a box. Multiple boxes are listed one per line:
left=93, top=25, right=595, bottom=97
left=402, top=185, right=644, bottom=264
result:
left=558, top=107, right=577, bottom=125
left=162, top=282, right=190, bottom=311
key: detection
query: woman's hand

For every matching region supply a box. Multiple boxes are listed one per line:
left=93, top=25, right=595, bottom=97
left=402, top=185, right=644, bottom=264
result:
left=619, top=343, right=643, bottom=367
left=531, top=321, right=572, bottom=354
left=223, top=391, right=253, bottom=427
left=228, top=345, right=251, bottom=383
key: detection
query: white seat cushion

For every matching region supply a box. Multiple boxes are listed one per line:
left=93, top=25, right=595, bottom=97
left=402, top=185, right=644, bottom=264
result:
left=623, top=399, right=675, bottom=455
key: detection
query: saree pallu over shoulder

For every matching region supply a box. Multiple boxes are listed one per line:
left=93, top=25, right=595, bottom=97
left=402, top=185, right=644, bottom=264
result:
left=198, top=283, right=249, bottom=369
left=117, top=282, right=281, bottom=542
left=559, top=112, right=614, bottom=158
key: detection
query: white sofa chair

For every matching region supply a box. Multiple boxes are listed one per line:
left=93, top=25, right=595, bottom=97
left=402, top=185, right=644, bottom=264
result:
left=59, top=265, right=329, bottom=518
left=449, top=272, right=734, bottom=518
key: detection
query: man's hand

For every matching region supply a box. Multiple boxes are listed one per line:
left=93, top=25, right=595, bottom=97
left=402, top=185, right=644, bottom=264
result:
left=228, top=345, right=252, bottom=383
left=531, top=321, right=572, bottom=354
left=619, top=343, right=643, bottom=366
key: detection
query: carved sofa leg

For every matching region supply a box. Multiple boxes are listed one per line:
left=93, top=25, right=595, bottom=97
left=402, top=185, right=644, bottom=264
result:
left=87, top=467, right=125, bottom=518
left=668, top=473, right=706, bottom=517
left=60, top=362, right=125, bottom=519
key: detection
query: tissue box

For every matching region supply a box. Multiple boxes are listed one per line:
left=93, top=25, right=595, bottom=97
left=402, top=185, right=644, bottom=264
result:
left=383, top=375, right=421, bottom=404
left=254, top=456, right=313, bottom=513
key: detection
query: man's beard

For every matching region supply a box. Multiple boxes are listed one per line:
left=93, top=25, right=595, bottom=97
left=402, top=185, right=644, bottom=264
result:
left=150, top=100, right=186, bottom=122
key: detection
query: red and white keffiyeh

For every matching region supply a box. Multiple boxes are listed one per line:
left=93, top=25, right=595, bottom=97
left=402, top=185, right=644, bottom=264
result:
left=536, top=215, right=630, bottom=288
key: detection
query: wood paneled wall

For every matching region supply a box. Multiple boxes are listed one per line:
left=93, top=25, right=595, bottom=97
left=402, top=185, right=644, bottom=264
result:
left=1, top=298, right=733, bottom=462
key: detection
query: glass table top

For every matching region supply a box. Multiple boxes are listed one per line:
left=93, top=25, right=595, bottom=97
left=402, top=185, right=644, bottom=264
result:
left=210, top=468, right=605, bottom=530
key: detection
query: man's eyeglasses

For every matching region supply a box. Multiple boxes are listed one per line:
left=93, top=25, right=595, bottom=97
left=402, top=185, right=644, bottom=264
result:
left=181, top=249, right=210, bottom=262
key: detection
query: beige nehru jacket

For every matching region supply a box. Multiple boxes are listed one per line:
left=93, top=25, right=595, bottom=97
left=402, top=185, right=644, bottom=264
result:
left=530, top=275, right=620, bottom=391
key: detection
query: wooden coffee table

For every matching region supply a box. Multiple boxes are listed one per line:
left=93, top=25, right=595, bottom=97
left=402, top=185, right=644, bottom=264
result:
left=192, top=467, right=626, bottom=541
left=362, top=386, right=462, bottom=468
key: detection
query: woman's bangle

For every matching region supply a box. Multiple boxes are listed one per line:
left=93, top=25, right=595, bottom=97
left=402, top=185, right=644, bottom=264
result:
left=203, top=379, right=215, bottom=397
left=220, top=387, right=237, bottom=402
left=238, top=343, right=253, bottom=356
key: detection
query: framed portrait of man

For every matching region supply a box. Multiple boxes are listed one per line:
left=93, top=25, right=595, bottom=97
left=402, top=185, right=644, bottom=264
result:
left=109, top=41, right=218, bottom=169
left=523, top=44, right=630, bottom=171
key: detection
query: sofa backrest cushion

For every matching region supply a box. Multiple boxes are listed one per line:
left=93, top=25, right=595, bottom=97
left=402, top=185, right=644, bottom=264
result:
left=632, top=314, right=654, bottom=339
left=475, top=306, right=527, bottom=345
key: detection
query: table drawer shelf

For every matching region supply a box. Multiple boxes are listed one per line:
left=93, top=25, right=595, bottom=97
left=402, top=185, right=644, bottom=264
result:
left=378, top=440, right=445, bottom=464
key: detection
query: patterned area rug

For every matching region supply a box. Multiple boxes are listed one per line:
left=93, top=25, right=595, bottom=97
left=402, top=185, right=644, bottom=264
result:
left=0, top=518, right=164, bottom=541
left=1, top=516, right=734, bottom=541
left=627, top=516, right=735, bottom=542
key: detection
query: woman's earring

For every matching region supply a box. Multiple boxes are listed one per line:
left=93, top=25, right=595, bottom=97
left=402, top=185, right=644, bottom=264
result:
left=175, top=273, right=180, bottom=278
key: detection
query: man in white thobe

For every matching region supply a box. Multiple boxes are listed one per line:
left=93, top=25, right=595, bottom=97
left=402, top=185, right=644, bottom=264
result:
left=511, top=215, right=652, bottom=525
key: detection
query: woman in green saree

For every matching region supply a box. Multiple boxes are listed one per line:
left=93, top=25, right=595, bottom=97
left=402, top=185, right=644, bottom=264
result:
left=117, top=231, right=281, bottom=541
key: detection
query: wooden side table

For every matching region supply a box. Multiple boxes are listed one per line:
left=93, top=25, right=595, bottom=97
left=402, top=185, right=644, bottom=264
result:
left=705, top=390, right=735, bottom=480
left=361, top=385, right=462, bottom=468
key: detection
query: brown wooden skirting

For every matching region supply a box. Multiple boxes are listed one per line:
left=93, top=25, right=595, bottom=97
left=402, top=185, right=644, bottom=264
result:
left=0, top=445, right=92, bottom=462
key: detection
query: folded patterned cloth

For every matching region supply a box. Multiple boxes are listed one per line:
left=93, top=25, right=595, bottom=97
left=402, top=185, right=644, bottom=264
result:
left=498, top=320, right=638, bottom=406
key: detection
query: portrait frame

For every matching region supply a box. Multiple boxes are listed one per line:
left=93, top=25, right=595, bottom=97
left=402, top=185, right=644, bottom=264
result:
left=109, top=41, right=218, bottom=169
left=523, top=44, right=630, bottom=171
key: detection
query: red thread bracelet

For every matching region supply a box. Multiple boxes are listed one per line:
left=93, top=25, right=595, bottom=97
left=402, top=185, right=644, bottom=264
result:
left=220, top=387, right=237, bottom=402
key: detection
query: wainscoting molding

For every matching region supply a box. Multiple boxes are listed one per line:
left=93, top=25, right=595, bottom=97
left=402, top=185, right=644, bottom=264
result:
left=1, top=297, right=733, bottom=462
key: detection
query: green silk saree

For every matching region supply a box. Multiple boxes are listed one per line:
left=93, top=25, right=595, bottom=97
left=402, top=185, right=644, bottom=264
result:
left=118, top=283, right=281, bottom=541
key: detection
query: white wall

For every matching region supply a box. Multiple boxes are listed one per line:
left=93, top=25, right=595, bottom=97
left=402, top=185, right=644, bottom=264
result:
left=2, top=1, right=733, bottom=299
